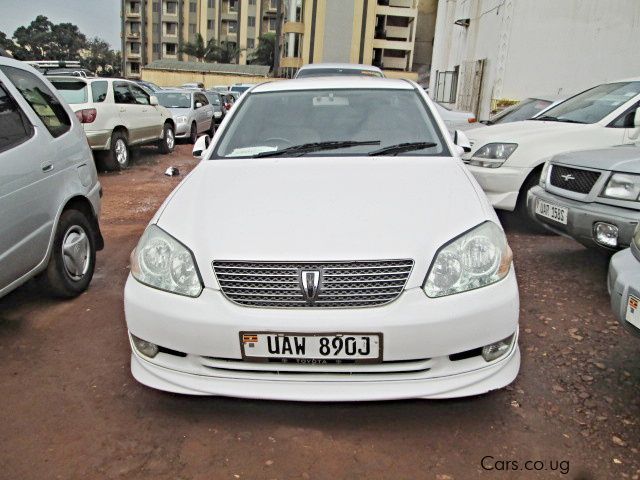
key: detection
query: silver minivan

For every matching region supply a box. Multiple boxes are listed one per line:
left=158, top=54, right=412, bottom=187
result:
left=0, top=57, right=103, bottom=298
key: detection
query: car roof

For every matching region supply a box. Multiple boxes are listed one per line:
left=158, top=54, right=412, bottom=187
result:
left=157, top=89, right=194, bottom=94
left=298, top=62, right=383, bottom=73
left=252, top=76, right=413, bottom=93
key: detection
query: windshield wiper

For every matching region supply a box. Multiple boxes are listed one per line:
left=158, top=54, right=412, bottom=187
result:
left=535, top=115, right=585, bottom=124
left=368, top=141, right=437, bottom=156
left=253, top=140, right=380, bottom=158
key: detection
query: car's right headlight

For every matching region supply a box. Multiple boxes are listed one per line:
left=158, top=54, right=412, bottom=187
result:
left=633, top=223, right=640, bottom=251
left=466, top=143, right=518, bottom=168
left=130, top=224, right=203, bottom=297
left=423, top=222, right=513, bottom=298
left=176, top=115, right=188, bottom=124
left=601, top=173, right=640, bottom=201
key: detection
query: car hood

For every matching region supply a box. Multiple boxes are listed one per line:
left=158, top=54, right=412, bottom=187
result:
left=156, top=156, right=491, bottom=289
left=553, top=143, right=640, bottom=173
left=168, top=107, right=191, bottom=117
left=466, top=120, right=591, bottom=147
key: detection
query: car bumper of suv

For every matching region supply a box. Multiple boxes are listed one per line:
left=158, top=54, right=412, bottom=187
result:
left=465, top=164, right=529, bottom=211
left=527, top=186, right=639, bottom=250
left=124, top=270, right=520, bottom=401
left=85, top=129, right=112, bottom=150
left=608, top=247, right=640, bottom=337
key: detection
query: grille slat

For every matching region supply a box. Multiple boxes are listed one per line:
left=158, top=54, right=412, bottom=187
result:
left=549, top=165, right=601, bottom=194
left=213, top=259, right=414, bottom=308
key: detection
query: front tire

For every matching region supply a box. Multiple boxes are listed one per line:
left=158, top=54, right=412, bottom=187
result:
left=516, top=169, right=552, bottom=234
left=158, top=123, right=175, bottom=154
left=208, top=117, right=216, bottom=136
left=99, top=130, right=129, bottom=171
left=39, top=209, right=97, bottom=298
left=188, top=122, right=197, bottom=144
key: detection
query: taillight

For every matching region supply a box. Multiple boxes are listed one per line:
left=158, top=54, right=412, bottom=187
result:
left=75, top=108, right=97, bottom=124
left=225, top=103, right=232, bottom=110
left=468, top=117, right=477, bottom=123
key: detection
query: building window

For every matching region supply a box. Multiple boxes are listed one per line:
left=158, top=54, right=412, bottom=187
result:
left=152, top=43, right=160, bottom=53
left=229, top=0, right=238, bottom=12
left=189, top=24, right=197, bottom=34
left=130, top=42, right=141, bottom=54
left=152, top=1, right=159, bottom=12
left=130, top=62, right=140, bottom=74
left=283, top=32, right=302, bottom=58
left=164, top=22, right=178, bottom=35
left=129, top=1, right=141, bottom=14
left=207, top=20, right=215, bottom=29
left=228, top=21, right=237, bottom=33
left=434, top=69, right=459, bottom=104
left=153, top=22, right=160, bottom=34
left=208, top=0, right=215, bottom=6
left=249, top=0, right=256, bottom=4
left=247, top=38, right=255, bottom=48
left=268, top=17, right=276, bottom=31
left=129, top=22, right=141, bottom=35
left=285, top=0, right=303, bottom=22
left=165, top=1, right=178, bottom=14
left=270, top=0, right=276, bottom=9
left=190, top=1, right=197, bottom=12
left=248, top=16, right=255, bottom=27
left=165, top=43, right=177, bottom=55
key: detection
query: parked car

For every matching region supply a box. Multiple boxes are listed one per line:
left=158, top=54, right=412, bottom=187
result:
left=211, top=85, right=230, bottom=93
left=26, top=60, right=94, bottom=78
left=528, top=144, right=640, bottom=250
left=295, top=63, right=384, bottom=78
left=124, top=77, right=519, bottom=401
left=608, top=225, right=640, bottom=337
left=229, top=83, right=255, bottom=94
left=180, top=82, right=205, bottom=91
left=432, top=100, right=477, bottom=132
left=464, top=78, right=640, bottom=216
left=135, top=80, right=163, bottom=93
left=203, top=91, right=224, bottom=124
left=482, top=96, right=565, bottom=125
left=50, top=76, right=176, bottom=170
left=220, top=91, right=238, bottom=114
left=155, top=89, right=215, bottom=143
left=0, top=56, right=103, bottom=298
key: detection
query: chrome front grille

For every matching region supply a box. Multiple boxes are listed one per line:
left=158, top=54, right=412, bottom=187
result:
left=212, top=259, right=414, bottom=308
left=549, top=165, right=601, bottom=194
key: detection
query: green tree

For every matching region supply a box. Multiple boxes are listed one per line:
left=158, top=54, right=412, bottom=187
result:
left=11, top=15, right=87, bottom=61
left=248, top=33, right=276, bottom=70
left=81, top=37, right=122, bottom=77
left=212, top=41, right=242, bottom=64
left=0, top=31, right=14, bottom=54
left=181, top=34, right=242, bottom=64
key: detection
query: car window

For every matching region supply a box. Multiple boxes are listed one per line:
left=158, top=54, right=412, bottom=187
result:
left=493, top=98, right=552, bottom=124
left=214, top=88, right=449, bottom=158
left=205, top=93, right=220, bottom=105
left=0, top=65, right=71, bottom=138
left=91, top=81, right=108, bottom=103
left=195, top=93, right=208, bottom=106
left=114, top=82, right=136, bottom=104
left=0, top=83, right=34, bottom=153
left=609, top=100, right=640, bottom=128
left=156, top=92, right=192, bottom=108
left=129, top=84, right=150, bottom=105
left=296, top=68, right=383, bottom=78
left=49, top=79, right=88, bottom=104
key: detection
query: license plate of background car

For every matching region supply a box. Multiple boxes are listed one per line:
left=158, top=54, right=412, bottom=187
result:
left=626, top=295, right=640, bottom=329
left=535, top=199, right=568, bottom=225
left=239, top=332, right=382, bottom=363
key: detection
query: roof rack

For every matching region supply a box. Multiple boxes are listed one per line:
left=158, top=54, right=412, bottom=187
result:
left=26, top=60, right=82, bottom=69
left=25, top=60, right=94, bottom=78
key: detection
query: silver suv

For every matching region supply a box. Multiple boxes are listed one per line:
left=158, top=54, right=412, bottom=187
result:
left=0, top=57, right=103, bottom=298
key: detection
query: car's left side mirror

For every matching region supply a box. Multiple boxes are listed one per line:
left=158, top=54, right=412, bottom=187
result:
left=453, top=130, right=472, bottom=155
left=149, top=95, right=159, bottom=106
left=193, top=134, right=210, bottom=158
left=195, top=102, right=203, bottom=109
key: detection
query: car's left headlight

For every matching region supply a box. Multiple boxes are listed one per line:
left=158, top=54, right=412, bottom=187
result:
left=423, top=222, right=513, bottom=298
left=466, top=143, right=518, bottom=168
left=633, top=223, right=640, bottom=250
left=601, top=173, right=640, bottom=201
left=130, top=224, right=203, bottom=297
left=176, top=115, right=188, bottom=124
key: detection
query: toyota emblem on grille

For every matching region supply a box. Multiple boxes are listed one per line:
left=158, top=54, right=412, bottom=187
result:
left=561, top=173, right=575, bottom=181
left=300, top=270, right=321, bottom=303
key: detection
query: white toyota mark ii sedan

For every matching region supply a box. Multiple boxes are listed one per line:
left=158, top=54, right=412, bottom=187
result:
left=124, top=77, right=520, bottom=401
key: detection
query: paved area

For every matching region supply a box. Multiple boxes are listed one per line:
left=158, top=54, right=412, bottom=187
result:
left=0, top=144, right=638, bottom=479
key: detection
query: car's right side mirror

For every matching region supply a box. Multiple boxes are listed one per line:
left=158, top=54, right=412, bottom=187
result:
left=453, top=130, right=472, bottom=155
left=193, top=135, right=211, bottom=158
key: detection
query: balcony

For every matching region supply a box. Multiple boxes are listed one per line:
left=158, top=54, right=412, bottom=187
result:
left=372, top=38, right=412, bottom=51
left=126, top=31, right=141, bottom=39
left=381, top=54, right=408, bottom=70
left=385, top=25, right=410, bottom=40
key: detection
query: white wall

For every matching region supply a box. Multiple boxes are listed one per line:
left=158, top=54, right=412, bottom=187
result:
left=429, top=0, right=640, bottom=119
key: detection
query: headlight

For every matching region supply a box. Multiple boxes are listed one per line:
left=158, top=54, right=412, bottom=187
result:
left=633, top=224, right=640, bottom=250
left=423, top=222, right=513, bottom=298
left=601, top=173, right=640, bottom=201
left=539, top=161, right=551, bottom=188
left=467, top=143, right=518, bottom=168
left=130, top=224, right=203, bottom=297
left=176, top=115, right=188, bottom=123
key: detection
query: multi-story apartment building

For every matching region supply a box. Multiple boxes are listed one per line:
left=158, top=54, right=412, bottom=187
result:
left=122, top=0, right=420, bottom=79
left=121, top=0, right=282, bottom=78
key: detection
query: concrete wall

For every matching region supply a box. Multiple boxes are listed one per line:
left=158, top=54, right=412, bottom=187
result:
left=323, top=0, right=356, bottom=63
left=141, top=68, right=270, bottom=87
left=429, top=0, right=640, bottom=119
left=413, top=0, right=438, bottom=82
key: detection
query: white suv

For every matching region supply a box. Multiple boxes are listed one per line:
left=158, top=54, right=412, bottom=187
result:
left=51, top=77, right=176, bottom=170
left=464, top=78, right=640, bottom=214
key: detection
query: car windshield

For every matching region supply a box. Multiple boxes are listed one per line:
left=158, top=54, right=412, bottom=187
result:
left=213, top=88, right=448, bottom=158
left=493, top=98, right=553, bottom=124
left=538, top=81, right=640, bottom=124
left=155, top=92, right=191, bottom=108
left=50, top=79, right=88, bottom=104
left=205, top=93, right=220, bottom=105
left=230, top=85, right=251, bottom=93
left=297, top=68, right=383, bottom=78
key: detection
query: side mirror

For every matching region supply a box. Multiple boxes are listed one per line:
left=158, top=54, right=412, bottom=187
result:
left=195, top=102, right=203, bottom=109
left=453, top=130, right=472, bottom=154
left=149, top=95, right=159, bottom=106
left=192, top=134, right=210, bottom=158
left=634, top=107, right=640, bottom=128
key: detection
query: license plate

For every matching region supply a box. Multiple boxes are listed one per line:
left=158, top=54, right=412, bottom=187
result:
left=626, top=295, right=640, bottom=329
left=535, top=199, right=568, bottom=225
left=240, top=332, right=382, bottom=363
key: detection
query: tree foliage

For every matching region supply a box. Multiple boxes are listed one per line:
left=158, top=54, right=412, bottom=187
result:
left=180, top=34, right=242, bottom=64
left=82, top=37, right=122, bottom=77
left=248, top=33, right=276, bottom=70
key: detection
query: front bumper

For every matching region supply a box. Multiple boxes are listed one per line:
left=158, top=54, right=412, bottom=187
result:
left=465, top=164, right=530, bottom=211
left=124, top=270, right=520, bottom=401
left=527, top=186, right=639, bottom=250
left=608, top=247, right=640, bottom=337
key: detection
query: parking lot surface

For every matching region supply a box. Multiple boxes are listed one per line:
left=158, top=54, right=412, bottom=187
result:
left=1, top=145, right=638, bottom=480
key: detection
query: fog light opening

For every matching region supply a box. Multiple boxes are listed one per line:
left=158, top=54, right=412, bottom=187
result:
left=482, top=334, right=515, bottom=362
left=594, top=222, right=618, bottom=248
left=131, top=334, right=159, bottom=358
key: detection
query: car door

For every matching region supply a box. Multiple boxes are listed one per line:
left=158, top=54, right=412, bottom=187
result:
left=0, top=66, right=73, bottom=292
left=195, top=93, right=212, bottom=133
left=128, top=83, right=163, bottom=141
left=113, top=81, right=141, bottom=143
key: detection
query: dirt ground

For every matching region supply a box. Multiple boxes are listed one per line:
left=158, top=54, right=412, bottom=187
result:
left=0, top=144, right=638, bottom=480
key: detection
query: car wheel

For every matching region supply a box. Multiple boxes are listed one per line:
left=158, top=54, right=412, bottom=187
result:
left=188, top=122, right=197, bottom=144
left=516, top=169, right=554, bottom=234
left=99, top=130, right=129, bottom=171
left=158, top=123, right=175, bottom=154
left=209, top=118, right=216, bottom=136
left=39, top=209, right=97, bottom=298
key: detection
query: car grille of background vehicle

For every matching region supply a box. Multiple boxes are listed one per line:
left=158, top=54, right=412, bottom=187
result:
left=212, top=260, right=414, bottom=308
left=549, top=165, right=601, bottom=194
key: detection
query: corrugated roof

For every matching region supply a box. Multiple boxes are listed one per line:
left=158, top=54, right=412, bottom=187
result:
left=143, top=60, right=270, bottom=77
